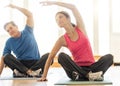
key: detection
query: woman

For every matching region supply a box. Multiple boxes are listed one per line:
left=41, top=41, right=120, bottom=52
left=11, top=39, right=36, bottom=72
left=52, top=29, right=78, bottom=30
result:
left=39, top=1, right=113, bottom=81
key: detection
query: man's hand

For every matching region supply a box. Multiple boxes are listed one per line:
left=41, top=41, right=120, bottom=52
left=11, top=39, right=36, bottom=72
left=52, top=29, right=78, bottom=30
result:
left=6, top=4, right=17, bottom=8
left=0, top=56, right=5, bottom=75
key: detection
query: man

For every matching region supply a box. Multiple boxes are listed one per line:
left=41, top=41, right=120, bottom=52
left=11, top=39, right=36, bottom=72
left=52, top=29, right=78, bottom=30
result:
left=0, top=4, right=49, bottom=78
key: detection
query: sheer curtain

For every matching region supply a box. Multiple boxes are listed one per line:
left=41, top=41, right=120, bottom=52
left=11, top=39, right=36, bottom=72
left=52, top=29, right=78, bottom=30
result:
left=0, top=0, right=112, bottom=57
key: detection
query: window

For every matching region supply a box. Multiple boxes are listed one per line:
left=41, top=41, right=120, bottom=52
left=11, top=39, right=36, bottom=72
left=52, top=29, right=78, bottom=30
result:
left=0, top=0, right=112, bottom=57
left=111, top=0, right=120, bottom=33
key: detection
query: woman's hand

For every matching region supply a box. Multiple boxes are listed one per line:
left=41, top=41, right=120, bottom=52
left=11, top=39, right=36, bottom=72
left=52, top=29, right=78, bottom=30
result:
left=40, top=1, right=56, bottom=6
left=37, top=76, right=48, bottom=82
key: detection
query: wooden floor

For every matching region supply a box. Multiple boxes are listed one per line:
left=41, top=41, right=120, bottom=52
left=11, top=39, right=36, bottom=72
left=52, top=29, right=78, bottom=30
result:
left=0, top=66, right=120, bottom=86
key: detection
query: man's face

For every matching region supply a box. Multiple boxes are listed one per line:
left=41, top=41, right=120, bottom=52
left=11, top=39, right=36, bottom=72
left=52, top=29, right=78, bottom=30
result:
left=5, top=23, right=19, bottom=37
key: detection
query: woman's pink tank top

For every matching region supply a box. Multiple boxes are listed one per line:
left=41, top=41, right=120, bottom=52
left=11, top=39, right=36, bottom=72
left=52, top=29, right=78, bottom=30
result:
left=64, top=27, right=95, bottom=66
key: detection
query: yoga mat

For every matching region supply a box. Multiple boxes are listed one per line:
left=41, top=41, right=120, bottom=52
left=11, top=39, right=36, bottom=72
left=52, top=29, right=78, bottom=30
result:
left=55, top=79, right=112, bottom=85
left=0, top=76, right=40, bottom=80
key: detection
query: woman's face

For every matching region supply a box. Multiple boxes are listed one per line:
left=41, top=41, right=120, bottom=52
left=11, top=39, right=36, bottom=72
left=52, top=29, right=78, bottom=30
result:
left=5, top=23, right=19, bottom=37
left=55, top=13, right=70, bottom=28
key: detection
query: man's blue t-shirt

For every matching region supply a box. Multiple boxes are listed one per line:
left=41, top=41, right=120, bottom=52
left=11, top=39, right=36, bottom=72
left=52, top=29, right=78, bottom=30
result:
left=3, top=25, right=40, bottom=60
